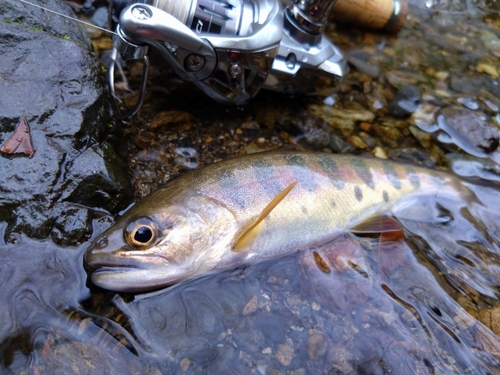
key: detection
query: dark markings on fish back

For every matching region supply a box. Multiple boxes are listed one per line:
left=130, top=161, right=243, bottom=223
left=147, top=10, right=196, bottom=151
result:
left=404, top=165, right=421, bottom=189
left=351, top=158, right=375, bottom=190
left=283, top=154, right=316, bottom=192
left=218, top=168, right=248, bottom=209
left=316, top=154, right=345, bottom=190
left=382, top=162, right=402, bottom=190
left=252, top=158, right=285, bottom=200
left=354, top=186, right=363, bottom=202
left=383, top=190, right=389, bottom=202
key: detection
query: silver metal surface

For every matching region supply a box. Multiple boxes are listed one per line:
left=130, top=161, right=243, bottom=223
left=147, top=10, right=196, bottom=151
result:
left=109, top=0, right=347, bottom=112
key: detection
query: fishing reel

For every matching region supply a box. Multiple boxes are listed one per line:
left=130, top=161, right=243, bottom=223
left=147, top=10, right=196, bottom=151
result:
left=108, top=0, right=407, bottom=119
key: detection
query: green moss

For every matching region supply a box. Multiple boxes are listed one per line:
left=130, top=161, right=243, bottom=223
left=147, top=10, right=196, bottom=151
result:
left=4, top=19, right=11, bottom=24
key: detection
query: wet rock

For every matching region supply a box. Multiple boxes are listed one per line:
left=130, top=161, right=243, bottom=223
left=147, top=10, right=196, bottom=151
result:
left=303, top=130, right=331, bottom=150
left=266, top=367, right=284, bottom=375
left=347, top=53, right=380, bottom=78
left=437, top=106, right=499, bottom=155
left=476, top=62, right=499, bottom=78
left=306, top=332, right=327, bottom=360
left=388, top=85, right=422, bottom=116
left=411, top=103, right=440, bottom=130
left=478, top=306, right=500, bottom=335
left=242, top=295, right=259, bottom=315
left=0, top=0, right=132, bottom=242
left=457, top=97, right=480, bottom=110
left=329, top=134, right=356, bottom=154
left=276, top=337, right=294, bottom=366
left=50, top=204, right=92, bottom=246
left=289, top=368, right=306, bottom=375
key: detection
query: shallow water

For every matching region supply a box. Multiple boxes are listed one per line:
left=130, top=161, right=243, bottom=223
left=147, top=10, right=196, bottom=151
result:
left=2, top=180, right=500, bottom=374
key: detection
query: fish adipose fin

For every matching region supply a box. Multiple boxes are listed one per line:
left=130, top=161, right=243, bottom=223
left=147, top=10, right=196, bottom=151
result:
left=233, top=181, right=298, bottom=251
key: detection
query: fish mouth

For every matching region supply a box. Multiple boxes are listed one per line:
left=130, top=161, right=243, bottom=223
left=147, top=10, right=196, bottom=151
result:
left=84, top=251, right=167, bottom=271
left=89, top=265, right=179, bottom=293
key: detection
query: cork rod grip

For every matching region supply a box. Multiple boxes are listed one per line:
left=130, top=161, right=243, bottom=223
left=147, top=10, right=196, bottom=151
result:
left=330, top=0, right=408, bottom=33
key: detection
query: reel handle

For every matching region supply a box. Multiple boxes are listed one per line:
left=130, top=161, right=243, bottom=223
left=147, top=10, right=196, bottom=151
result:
left=331, top=0, right=408, bottom=32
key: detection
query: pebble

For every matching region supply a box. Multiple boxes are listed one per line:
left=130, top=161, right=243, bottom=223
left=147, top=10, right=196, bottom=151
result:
left=457, top=97, right=480, bottom=110
left=476, top=63, right=499, bottom=78
left=311, top=302, right=321, bottom=311
left=262, top=347, right=272, bottom=355
left=266, top=367, right=284, bottom=375
left=179, top=358, right=191, bottom=373
left=276, top=338, right=294, bottom=366
left=411, top=104, right=440, bottom=130
left=388, top=85, right=422, bottom=116
left=478, top=306, right=500, bottom=335
left=438, top=106, right=499, bottom=154
left=347, top=56, right=380, bottom=78
left=308, top=105, right=376, bottom=123
left=242, top=295, right=259, bottom=315
left=373, top=146, right=388, bottom=159
left=307, top=332, right=327, bottom=360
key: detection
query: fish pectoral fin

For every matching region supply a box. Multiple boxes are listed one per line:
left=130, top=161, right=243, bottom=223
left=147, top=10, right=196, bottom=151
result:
left=232, top=181, right=298, bottom=252
left=351, top=216, right=404, bottom=240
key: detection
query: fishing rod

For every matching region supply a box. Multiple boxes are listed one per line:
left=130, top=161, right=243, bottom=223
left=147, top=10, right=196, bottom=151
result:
left=19, top=0, right=407, bottom=119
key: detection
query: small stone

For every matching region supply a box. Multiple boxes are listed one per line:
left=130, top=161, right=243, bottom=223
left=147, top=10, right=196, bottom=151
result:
left=179, top=358, right=191, bottom=373
left=373, top=147, right=388, bottom=159
left=149, top=111, right=194, bottom=130
left=349, top=135, right=369, bottom=150
left=276, top=337, right=294, bottom=366
left=438, top=106, right=499, bottom=154
left=388, top=85, right=422, bottom=116
left=242, top=295, right=258, bottom=315
left=267, top=275, right=278, bottom=283
left=241, top=121, right=260, bottom=130
left=434, top=71, right=449, bottom=81
left=457, top=97, right=480, bottom=110
left=307, top=332, right=327, bottom=360
left=262, top=347, right=272, bottom=355
left=411, top=103, right=440, bottom=130
left=290, top=369, right=306, bottom=375
left=266, top=367, right=284, bottom=375
left=479, top=306, right=500, bottom=335
left=311, top=302, right=321, bottom=311
left=491, top=306, right=500, bottom=335
left=477, top=63, right=499, bottom=78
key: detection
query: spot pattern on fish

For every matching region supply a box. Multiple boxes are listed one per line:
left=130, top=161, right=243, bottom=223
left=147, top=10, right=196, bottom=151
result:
left=352, top=158, right=375, bottom=190
left=315, top=154, right=345, bottom=190
left=283, top=154, right=317, bottom=192
left=382, top=162, right=402, bottom=190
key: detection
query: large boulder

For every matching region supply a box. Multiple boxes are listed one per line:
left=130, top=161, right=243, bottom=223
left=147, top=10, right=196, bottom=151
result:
left=0, top=0, right=132, bottom=245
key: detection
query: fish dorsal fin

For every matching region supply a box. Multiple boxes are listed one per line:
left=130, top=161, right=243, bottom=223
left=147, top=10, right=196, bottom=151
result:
left=233, top=181, right=298, bottom=251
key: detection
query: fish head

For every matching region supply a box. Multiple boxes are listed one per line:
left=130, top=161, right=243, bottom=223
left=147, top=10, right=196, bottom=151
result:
left=84, top=189, right=236, bottom=293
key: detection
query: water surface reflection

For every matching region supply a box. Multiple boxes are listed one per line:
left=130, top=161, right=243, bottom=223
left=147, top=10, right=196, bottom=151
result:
left=2, top=181, right=500, bottom=374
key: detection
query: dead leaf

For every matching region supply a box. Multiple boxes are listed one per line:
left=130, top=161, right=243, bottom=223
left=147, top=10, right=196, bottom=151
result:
left=1, top=114, right=35, bottom=157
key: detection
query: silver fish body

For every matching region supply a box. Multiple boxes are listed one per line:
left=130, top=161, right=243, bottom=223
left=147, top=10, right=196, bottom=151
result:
left=85, top=151, right=467, bottom=292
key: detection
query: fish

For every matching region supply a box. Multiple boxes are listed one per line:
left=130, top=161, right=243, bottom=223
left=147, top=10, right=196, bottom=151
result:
left=85, top=151, right=470, bottom=293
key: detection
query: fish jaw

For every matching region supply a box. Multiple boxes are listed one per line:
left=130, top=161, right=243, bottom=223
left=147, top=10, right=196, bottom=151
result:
left=90, top=265, right=196, bottom=293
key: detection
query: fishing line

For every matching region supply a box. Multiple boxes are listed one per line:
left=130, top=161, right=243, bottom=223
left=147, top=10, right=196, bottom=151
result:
left=17, top=0, right=117, bottom=35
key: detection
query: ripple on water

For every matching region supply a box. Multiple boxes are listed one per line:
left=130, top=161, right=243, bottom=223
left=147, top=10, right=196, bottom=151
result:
left=3, top=192, right=500, bottom=374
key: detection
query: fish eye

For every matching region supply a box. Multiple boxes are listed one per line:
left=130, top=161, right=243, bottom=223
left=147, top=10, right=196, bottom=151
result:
left=125, top=218, right=156, bottom=248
